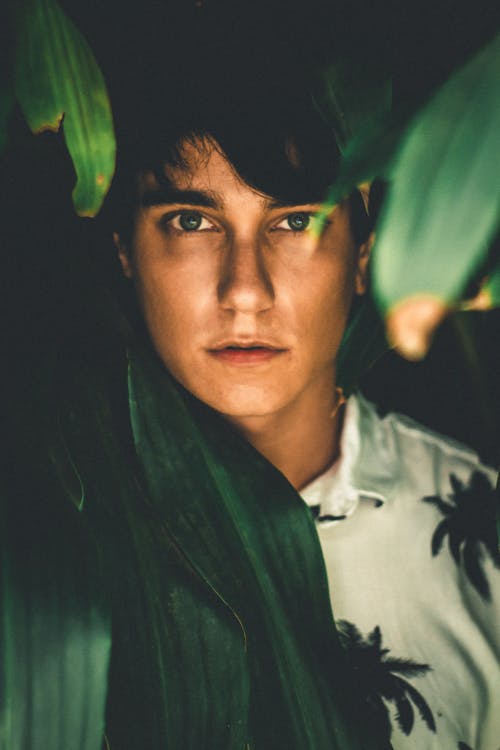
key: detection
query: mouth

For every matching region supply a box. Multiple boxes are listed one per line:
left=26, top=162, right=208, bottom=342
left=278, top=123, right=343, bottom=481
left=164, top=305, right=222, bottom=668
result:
left=208, top=341, right=288, bottom=366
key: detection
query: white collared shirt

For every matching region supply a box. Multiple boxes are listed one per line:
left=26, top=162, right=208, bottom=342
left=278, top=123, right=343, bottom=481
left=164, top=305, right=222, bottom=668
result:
left=301, top=393, right=500, bottom=750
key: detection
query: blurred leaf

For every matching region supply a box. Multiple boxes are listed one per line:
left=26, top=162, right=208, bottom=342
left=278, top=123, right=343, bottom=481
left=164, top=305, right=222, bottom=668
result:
left=12, top=0, right=116, bottom=216
left=384, top=296, right=450, bottom=361
left=313, top=56, right=392, bottom=154
left=481, top=264, right=500, bottom=308
left=463, top=262, right=500, bottom=311
left=314, top=112, right=402, bottom=233
left=372, top=32, right=500, bottom=350
left=314, top=62, right=407, bottom=233
left=60, top=362, right=251, bottom=749
left=0, top=441, right=111, bottom=750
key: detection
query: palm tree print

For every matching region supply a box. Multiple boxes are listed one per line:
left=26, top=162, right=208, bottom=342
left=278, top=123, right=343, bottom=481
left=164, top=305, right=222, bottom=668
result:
left=337, top=620, right=436, bottom=738
left=422, top=470, right=500, bottom=600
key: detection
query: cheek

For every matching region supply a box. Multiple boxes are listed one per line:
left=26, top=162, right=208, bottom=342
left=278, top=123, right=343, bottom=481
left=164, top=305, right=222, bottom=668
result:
left=132, top=231, right=195, bottom=323
left=134, top=269, right=177, bottom=331
left=295, top=255, right=357, bottom=358
left=136, top=271, right=198, bottom=342
left=131, top=252, right=217, bottom=378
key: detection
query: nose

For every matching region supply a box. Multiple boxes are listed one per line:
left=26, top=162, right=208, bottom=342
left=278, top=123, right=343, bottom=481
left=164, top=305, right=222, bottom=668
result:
left=217, top=234, right=274, bottom=314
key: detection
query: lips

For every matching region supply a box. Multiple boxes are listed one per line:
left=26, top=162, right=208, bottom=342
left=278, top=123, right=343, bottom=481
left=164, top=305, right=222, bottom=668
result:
left=208, top=341, right=288, bottom=366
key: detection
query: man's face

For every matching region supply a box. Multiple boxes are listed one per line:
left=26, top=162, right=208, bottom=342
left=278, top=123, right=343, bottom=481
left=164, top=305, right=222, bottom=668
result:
left=117, top=140, right=370, bottom=422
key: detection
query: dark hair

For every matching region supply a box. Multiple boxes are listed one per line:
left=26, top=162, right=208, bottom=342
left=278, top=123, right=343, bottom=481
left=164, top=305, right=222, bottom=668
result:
left=104, top=47, right=376, bottom=247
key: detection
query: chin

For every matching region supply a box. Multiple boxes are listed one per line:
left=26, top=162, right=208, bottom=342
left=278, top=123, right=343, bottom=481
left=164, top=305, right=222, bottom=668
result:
left=194, top=383, right=287, bottom=421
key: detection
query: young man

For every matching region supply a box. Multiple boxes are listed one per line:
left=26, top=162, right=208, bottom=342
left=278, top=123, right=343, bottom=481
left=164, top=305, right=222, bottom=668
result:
left=109, top=75, right=499, bottom=748
left=2, top=6, right=498, bottom=749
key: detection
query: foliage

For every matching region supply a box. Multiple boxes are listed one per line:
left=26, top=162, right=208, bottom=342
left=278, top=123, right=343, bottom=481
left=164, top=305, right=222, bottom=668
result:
left=372, top=32, right=500, bottom=359
left=466, top=262, right=500, bottom=311
left=125, top=342, right=391, bottom=749
left=6, top=1, right=498, bottom=380
left=5, top=0, right=115, bottom=216
left=331, top=32, right=500, bottom=391
left=0, top=359, right=111, bottom=749
left=0, top=324, right=393, bottom=749
left=313, top=54, right=392, bottom=155
left=2, top=5, right=499, bottom=748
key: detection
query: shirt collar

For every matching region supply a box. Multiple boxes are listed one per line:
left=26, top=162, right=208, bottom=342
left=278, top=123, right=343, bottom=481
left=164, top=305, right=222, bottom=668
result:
left=300, top=392, right=396, bottom=522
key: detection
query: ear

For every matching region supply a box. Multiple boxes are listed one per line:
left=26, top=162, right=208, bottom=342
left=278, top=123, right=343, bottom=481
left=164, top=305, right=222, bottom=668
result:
left=355, top=231, right=375, bottom=295
left=113, top=232, right=134, bottom=279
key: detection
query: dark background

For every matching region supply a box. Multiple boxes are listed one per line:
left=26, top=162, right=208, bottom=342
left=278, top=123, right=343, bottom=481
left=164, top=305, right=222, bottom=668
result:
left=2, top=0, right=499, bottom=466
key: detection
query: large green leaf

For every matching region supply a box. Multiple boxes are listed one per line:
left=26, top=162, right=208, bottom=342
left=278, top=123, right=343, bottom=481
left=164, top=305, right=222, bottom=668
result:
left=35, top=310, right=391, bottom=748
left=12, top=0, right=116, bottom=216
left=48, top=338, right=251, bottom=750
left=372, top=32, right=500, bottom=323
left=313, top=60, right=403, bottom=234
left=0, top=383, right=111, bottom=750
left=126, top=344, right=391, bottom=750
left=317, top=35, right=500, bottom=362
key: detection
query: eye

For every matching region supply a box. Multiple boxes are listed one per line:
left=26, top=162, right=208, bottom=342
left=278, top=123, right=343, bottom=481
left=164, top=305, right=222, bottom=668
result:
left=163, top=210, right=216, bottom=232
left=274, top=212, right=312, bottom=232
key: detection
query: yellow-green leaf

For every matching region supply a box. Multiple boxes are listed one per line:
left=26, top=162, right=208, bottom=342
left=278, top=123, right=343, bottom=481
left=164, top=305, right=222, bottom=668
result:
left=480, top=264, right=500, bottom=308
left=13, top=0, right=116, bottom=216
left=372, top=33, right=500, bottom=320
left=462, top=262, right=500, bottom=311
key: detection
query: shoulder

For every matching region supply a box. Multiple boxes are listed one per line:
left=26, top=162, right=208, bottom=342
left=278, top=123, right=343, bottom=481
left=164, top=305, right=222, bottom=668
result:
left=352, top=391, right=498, bottom=500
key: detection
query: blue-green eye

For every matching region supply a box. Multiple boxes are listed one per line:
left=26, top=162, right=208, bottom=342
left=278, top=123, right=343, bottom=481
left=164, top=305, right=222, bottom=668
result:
left=287, top=212, right=310, bottom=231
left=163, top=211, right=215, bottom=232
left=179, top=211, right=203, bottom=231
left=274, top=212, right=312, bottom=232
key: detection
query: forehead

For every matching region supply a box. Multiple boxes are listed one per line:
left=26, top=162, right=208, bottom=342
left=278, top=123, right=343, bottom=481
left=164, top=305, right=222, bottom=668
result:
left=139, top=138, right=287, bottom=209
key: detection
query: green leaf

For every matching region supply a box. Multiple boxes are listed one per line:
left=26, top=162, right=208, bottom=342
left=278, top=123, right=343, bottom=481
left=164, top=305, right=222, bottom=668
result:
left=13, top=0, right=116, bottom=216
left=470, top=262, right=500, bottom=310
left=372, top=32, right=500, bottom=316
left=126, top=344, right=391, bottom=750
left=313, top=56, right=392, bottom=154
left=1, top=304, right=391, bottom=747
left=314, top=59, right=403, bottom=231
left=0, top=464, right=111, bottom=750
left=1, top=349, right=112, bottom=750
left=50, top=341, right=252, bottom=750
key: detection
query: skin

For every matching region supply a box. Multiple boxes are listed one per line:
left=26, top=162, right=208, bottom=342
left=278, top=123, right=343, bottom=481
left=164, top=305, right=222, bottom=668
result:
left=116, top=139, right=371, bottom=490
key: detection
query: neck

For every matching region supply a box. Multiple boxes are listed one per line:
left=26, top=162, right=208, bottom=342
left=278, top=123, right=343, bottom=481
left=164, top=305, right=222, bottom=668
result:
left=225, top=372, right=344, bottom=491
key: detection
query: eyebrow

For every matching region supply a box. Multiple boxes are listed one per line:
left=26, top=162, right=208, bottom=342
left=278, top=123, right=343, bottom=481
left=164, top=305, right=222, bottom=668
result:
left=141, top=187, right=222, bottom=209
left=265, top=198, right=322, bottom=210
left=141, top=186, right=322, bottom=212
